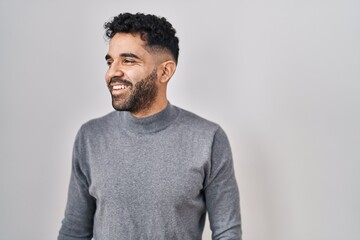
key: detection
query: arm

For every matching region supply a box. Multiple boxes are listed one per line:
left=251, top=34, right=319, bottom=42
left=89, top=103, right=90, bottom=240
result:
left=204, top=127, right=242, bottom=240
left=58, top=127, right=96, bottom=240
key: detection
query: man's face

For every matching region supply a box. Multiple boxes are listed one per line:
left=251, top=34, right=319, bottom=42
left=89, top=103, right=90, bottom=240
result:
left=105, top=33, right=159, bottom=114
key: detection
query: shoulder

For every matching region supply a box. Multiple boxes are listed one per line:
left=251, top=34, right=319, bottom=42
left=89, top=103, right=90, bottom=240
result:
left=175, top=105, right=222, bottom=136
left=78, top=111, right=119, bottom=137
left=173, top=106, right=232, bottom=157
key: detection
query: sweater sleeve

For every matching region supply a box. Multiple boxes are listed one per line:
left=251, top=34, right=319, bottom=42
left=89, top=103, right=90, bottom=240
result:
left=204, top=127, right=242, bottom=240
left=58, top=127, right=96, bottom=240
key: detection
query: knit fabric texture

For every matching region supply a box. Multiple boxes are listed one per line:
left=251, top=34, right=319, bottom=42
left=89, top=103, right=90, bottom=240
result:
left=58, top=103, right=241, bottom=240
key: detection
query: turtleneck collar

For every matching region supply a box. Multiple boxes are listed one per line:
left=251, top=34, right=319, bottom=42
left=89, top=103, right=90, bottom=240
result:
left=120, top=102, right=180, bottom=134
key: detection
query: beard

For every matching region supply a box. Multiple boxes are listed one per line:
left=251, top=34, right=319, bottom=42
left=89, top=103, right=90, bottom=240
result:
left=109, top=69, right=158, bottom=114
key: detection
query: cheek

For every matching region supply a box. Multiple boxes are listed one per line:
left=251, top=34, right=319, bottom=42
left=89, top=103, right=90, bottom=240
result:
left=126, top=69, right=145, bottom=83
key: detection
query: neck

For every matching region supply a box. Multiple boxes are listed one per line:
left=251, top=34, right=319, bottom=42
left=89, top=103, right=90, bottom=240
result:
left=122, top=102, right=180, bottom=134
left=131, top=98, right=169, bottom=119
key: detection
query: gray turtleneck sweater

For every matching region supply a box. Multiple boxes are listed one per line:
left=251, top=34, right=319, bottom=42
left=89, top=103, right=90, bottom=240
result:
left=58, top=103, right=241, bottom=240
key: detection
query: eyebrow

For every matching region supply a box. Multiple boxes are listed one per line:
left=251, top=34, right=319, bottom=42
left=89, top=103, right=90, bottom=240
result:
left=105, top=53, right=141, bottom=60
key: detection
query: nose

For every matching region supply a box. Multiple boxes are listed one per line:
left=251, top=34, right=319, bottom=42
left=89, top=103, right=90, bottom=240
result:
left=106, top=61, right=124, bottom=82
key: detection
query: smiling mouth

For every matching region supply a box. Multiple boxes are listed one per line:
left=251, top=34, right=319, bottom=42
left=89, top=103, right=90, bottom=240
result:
left=110, top=84, right=131, bottom=97
left=109, top=77, right=132, bottom=96
left=112, top=84, right=129, bottom=90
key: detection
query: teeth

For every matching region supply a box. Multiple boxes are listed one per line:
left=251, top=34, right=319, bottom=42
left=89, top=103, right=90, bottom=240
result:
left=113, top=85, right=127, bottom=90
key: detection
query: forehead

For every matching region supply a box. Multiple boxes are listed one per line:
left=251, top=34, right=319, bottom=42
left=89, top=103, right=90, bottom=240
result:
left=108, top=32, right=149, bottom=57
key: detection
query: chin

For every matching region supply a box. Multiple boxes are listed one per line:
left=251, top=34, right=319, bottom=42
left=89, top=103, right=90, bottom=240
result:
left=112, top=99, right=128, bottom=111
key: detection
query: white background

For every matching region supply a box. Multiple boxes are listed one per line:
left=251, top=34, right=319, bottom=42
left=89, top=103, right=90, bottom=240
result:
left=0, top=0, right=359, bottom=239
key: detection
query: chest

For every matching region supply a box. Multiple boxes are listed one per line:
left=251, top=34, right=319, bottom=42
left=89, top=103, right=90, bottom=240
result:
left=87, top=133, right=211, bottom=207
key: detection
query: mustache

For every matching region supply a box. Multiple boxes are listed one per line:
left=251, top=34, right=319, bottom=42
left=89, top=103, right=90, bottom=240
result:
left=109, top=77, right=133, bottom=86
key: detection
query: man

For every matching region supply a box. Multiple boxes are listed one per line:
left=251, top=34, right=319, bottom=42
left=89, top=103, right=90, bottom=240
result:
left=58, top=13, right=241, bottom=240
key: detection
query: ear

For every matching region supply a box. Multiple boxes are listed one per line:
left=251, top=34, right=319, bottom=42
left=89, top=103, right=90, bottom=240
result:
left=159, top=60, right=177, bottom=84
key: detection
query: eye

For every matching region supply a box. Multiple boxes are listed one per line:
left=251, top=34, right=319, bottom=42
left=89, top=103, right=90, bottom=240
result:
left=106, top=61, right=112, bottom=66
left=123, top=58, right=135, bottom=64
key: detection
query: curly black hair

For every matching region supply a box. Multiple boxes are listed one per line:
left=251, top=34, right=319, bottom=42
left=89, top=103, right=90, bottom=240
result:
left=104, top=13, right=179, bottom=64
